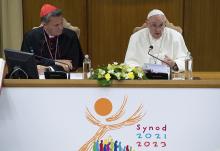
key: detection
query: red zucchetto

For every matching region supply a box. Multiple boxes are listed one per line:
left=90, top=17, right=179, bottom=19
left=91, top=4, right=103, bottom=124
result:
left=40, top=4, right=58, bottom=17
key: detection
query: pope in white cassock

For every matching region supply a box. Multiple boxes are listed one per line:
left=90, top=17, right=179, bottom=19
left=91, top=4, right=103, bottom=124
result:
left=124, top=9, right=189, bottom=72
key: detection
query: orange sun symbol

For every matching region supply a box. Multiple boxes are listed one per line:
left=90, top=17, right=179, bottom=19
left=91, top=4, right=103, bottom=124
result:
left=94, top=98, right=113, bottom=116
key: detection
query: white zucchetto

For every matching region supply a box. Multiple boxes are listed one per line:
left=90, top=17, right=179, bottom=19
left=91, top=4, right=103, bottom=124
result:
left=147, top=9, right=165, bottom=19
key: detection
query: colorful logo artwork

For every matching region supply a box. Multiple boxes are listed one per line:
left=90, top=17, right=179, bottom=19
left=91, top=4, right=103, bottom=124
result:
left=92, top=137, right=136, bottom=151
left=79, top=96, right=145, bottom=151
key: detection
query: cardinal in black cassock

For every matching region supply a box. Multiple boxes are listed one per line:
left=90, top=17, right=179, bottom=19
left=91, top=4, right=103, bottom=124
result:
left=21, top=4, right=84, bottom=71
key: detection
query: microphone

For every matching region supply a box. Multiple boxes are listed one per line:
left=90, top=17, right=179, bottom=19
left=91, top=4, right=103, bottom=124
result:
left=29, top=47, right=71, bottom=79
left=148, top=45, right=170, bottom=67
left=147, top=45, right=172, bottom=79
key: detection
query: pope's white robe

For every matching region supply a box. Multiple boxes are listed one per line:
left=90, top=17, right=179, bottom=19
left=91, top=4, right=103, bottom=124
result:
left=124, top=27, right=188, bottom=72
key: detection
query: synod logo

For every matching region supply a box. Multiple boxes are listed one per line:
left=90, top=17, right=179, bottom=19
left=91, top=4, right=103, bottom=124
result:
left=78, top=96, right=167, bottom=151
left=79, top=96, right=144, bottom=151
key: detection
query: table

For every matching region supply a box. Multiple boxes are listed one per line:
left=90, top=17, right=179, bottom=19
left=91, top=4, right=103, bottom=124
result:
left=1, top=72, right=220, bottom=151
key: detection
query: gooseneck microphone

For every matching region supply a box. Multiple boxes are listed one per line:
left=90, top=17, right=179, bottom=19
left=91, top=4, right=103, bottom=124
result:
left=148, top=45, right=170, bottom=67
left=147, top=45, right=172, bottom=79
left=29, top=47, right=71, bottom=79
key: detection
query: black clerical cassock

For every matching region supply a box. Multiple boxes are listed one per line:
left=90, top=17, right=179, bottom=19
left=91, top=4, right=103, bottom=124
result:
left=21, top=27, right=84, bottom=71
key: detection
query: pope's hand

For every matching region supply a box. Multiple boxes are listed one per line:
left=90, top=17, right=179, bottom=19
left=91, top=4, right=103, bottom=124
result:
left=163, top=55, right=176, bottom=68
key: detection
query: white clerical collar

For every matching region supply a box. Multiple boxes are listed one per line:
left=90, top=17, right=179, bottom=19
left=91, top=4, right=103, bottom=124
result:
left=49, top=35, right=55, bottom=38
left=44, top=29, right=56, bottom=38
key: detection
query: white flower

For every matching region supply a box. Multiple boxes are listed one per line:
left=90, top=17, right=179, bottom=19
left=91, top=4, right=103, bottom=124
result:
left=115, top=72, right=121, bottom=80
left=124, top=74, right=129, bottom=79
left=98, top=69, right=105, bottom=75
left=126, top=67, right=133, bottom=72
left=138, top=72, right=143, bottom=78
left=108, top=69, right=114, bottom=74
left=113, top=62, right=118, bottom=65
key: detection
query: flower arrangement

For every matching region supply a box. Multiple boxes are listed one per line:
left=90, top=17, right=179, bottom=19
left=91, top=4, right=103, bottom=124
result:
left=90, top=62, right=147, bottom=86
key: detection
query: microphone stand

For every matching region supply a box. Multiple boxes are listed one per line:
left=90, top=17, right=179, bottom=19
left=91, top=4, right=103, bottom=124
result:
left=148, top=45, right=172, bottom=80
